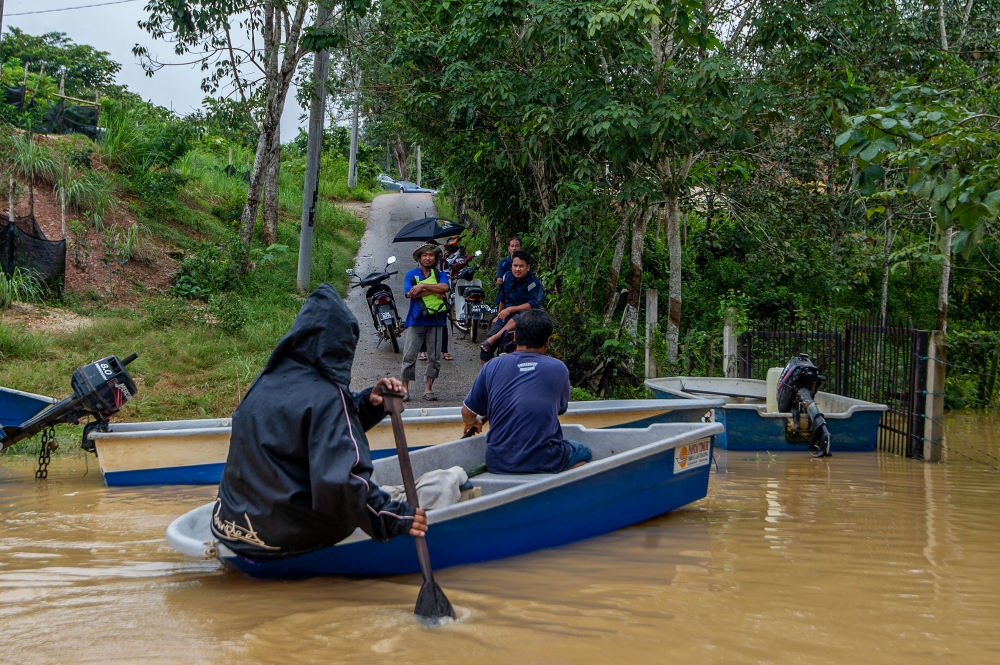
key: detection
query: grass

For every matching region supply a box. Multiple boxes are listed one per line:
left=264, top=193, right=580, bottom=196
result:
left=0, top=138, right=372, bottom=456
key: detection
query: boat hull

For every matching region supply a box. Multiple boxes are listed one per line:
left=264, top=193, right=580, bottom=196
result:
left=91, top=399, right=722, bottom=486
left=645, top=377, right=887, bottom=452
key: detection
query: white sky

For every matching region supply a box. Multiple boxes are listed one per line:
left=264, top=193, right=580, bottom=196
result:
left=5, top=0, right=306, bottom=140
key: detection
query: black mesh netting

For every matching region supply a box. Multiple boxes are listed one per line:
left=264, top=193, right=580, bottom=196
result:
left=39, top=99, right=99, bottom=140
left=0, top=213, right=66, bottom=293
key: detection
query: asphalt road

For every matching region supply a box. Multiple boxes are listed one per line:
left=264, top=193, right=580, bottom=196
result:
left=346, top=192, right=484, bottom=408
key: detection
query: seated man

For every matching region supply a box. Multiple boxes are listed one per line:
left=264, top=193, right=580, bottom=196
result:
left=480, top=249, right=544, bottom=363
left=462, top=309, right=592, bottom=474
left=212, top=284, right=427, bottom=561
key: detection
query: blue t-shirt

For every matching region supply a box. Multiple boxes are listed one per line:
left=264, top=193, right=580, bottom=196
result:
left=403, top=266, right=449, bottom=328
left=463, top=351, right=571, bottom=474
left=500, top=270, right=545, bottom=309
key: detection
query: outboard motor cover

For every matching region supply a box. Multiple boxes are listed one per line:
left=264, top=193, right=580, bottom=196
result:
left=776, top=353, right=823, bottom=412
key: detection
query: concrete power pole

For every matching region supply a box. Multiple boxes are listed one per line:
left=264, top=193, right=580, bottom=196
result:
left=296, top=6, right=332, bottom=292
left=347, top=70, right=361, bottom=189
left=416, top=145, right=422, bottom=187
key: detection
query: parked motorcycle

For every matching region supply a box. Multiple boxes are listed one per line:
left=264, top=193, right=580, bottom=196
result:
left=346, top=256, right=404, bottom=353
left=449, top=250, right=493, bottom=343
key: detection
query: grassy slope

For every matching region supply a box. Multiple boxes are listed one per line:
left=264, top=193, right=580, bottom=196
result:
left=0, top=146, right=368, bottom=454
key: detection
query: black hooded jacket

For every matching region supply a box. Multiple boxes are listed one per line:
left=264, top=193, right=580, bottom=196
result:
left=212, top=284, right=415, bottom=561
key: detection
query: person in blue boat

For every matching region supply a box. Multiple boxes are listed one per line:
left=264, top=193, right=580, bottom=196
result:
left=480, top=249, right=545, bottom=363
left=462, top=309, right=592, bottom=474
left=211, top=284, right=427, bottom=561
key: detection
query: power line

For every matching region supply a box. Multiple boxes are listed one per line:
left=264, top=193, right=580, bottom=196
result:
left=7, top=0, right=142, bottom=16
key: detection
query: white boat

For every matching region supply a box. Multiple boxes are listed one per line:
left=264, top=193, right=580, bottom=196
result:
left=88, top=398, right=723, bottom=486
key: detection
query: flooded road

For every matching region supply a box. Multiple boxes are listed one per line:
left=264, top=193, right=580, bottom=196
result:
left=2, top=414, right=998, bottom=664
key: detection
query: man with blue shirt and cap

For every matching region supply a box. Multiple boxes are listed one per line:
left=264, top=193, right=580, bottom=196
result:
left=462, top=309, right=592, bottom=474
left=402, top=243, right=450, bottom=402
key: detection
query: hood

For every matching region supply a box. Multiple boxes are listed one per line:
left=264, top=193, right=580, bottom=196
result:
left=262, top=283, right=358, bottom=388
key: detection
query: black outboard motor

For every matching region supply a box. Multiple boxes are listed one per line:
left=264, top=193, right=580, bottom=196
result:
left=776, top=353, right=832, bottom=457
left=1, top=353, right=139, bottom=458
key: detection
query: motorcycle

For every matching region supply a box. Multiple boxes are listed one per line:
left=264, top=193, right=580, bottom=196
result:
left=449, top=250, right=493, bottom=343
left=346, top=256, right=404, bottom=353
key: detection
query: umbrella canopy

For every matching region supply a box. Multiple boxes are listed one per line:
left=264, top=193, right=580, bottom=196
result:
left=392, top=217, right=466, bottom=243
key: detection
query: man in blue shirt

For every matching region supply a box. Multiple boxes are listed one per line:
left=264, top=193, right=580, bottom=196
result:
left=462, top=309, right=592, bottom=474
left=480, top=249, right=544, bottom=363
left=494, top=236, right=522, bottom=288
left=402, top=243, right=450, bottom=402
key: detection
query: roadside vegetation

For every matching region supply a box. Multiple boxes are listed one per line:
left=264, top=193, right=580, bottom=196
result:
left=0, top=32, right=382, bottom=454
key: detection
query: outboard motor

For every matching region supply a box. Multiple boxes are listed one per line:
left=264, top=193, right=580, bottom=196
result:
left=1, top=354, right=139, bottom=477
left=776, top=353, right=832, bottom=457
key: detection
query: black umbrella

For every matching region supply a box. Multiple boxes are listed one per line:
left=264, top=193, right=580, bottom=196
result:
left=392, top=216, right=466, bottom=243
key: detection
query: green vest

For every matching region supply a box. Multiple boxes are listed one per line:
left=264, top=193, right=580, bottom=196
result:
left=414, top=270, right=447, bottom=315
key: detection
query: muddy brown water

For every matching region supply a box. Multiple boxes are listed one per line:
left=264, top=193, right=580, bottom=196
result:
left=2, top=414, right=998, bottom=664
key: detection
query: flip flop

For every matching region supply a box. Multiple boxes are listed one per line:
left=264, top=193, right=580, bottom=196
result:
left=418, top=352, right=427, bottom=361
left=479, top=341, right=494, bottom=355
left=442, top=353, right=454, bottom=361
left=402, top=393, right=411, bottom=403
left=423, top=392, right=438, bottom=401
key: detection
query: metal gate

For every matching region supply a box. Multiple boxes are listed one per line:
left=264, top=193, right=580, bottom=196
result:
left=739, top=315, right=928, bottom=457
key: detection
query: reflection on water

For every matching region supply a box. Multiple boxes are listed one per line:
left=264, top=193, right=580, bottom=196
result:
left=2, top=415, right=999, bottom=664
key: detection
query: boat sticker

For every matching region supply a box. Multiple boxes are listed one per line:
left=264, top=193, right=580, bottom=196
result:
left=674, top=439, right=711, bottom=473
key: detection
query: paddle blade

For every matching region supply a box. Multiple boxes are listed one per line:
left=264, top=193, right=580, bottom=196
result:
left=415, top=580, right=455, bottom=621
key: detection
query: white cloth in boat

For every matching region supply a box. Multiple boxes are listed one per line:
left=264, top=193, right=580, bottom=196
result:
left=378, top=466, right=469, bottom=511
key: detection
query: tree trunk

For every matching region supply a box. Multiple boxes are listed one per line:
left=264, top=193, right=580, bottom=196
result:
left=263, top=126, right=281, bottom=246
left=937, top=226, right=953, bottom=334
left=238, top=4, right=279, bottom=253
left=879, top=211, right=892, bottom=326
left=622, top=206, right=654, bottom=338
left=603, top=220, right=629, bottom=326
left=394, top=136, right=409, bottom=181
left=666, top=196, right=682, bottom=364
left=939, top=0, right=949, bottom=51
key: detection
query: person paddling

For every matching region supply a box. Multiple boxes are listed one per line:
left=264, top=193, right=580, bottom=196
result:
left=212, top=285, right=427, bottom=561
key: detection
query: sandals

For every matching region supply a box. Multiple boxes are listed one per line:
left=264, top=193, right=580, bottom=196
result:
left=402, top=393, right=411, bottom=403
left=442, top=353, right=454, bottom=361
left=423, top=392, right=438, bottom=402
left=418, top=352, right=427, bottom=361
left=479, top=340, right=494, bottom=355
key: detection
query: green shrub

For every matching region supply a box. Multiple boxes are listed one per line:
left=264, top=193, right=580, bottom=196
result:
left=170, top=240, right=240, bottom=299
left=143, top=297, right=191, bottom=329
left=209, top=293, right=247, bottom=333
left=0, top=268, right=45, bottom=310
left=0, top=323, right=49, bottom=360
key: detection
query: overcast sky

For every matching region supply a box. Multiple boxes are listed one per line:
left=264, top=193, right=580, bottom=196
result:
left=5, top=0, right=307, bottom=140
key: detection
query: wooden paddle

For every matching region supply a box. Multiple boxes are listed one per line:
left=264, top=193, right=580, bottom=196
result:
left=379, top=387, right=456, bottom=622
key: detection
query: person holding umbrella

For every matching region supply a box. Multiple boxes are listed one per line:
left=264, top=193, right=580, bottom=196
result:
left=402, top=243, right=450, bottom=401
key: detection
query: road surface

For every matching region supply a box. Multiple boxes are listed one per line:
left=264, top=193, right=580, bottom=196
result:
left=347, top=192, right=484, bottom=408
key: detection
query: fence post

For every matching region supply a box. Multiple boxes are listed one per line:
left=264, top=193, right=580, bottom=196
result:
left=723, top=307, right=738, bottom=378
left=922, top=330, right=945, bottom=462
left=645, top=288, right=658, bottom=379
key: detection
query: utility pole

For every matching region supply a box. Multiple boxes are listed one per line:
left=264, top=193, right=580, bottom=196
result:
left=347, top=69, right=361, bottom=189
left=1, top=0, right=5, bottom=44
left=416, top=145, right=421, bottom=187
left=296, top=6, right=331, bottom=292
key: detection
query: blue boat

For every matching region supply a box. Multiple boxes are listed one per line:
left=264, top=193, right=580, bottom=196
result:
left=166, top=422, right=721, bottom=576
left=645, top=377, right=887, bottom=453
left=0, top=386, right=57, bottom=429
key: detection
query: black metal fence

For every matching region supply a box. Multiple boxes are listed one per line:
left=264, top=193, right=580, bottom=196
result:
left=739, top=314, right=928, bottom=457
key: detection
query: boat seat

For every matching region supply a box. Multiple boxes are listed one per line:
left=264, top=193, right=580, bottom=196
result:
left=471, top=471, right=555, bottom=493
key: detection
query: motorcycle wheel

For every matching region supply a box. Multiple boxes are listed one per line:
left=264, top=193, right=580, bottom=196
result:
left=470, top=316, right=479, bottom=343
left=387, top=324, right=400, bottom=353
